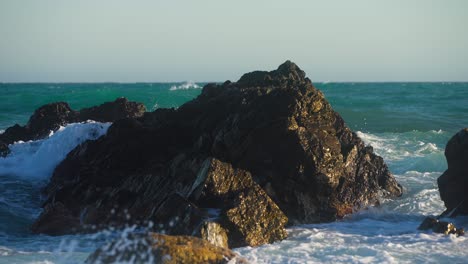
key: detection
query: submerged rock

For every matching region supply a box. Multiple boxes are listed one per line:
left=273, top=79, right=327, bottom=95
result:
left=0, top=98, right=146, bottom=153
left=438, top=128, right=468, bottom=216
left=86, top=233, right=247, bottom=264
left=0, top=141, right=9, bottom=157
left=418, top=216, right=464, bottom=236
left=31, top=61, right=402, bottom=247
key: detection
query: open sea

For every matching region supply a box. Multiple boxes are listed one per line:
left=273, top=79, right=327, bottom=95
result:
left=0, top=82, right=467, bottom=263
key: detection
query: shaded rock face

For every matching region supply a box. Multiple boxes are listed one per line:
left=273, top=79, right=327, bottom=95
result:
left=86, top=233, right=247, bottom=264
left=32, top=61, right=402, bottom=247
left=0, top=98, right=146, bottom=154
left=438, top=128, right=468, bottom=216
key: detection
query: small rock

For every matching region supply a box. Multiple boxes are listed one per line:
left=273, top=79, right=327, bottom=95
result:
left=0, top=141, right=9, bottom=157
left=418, top=216, right=464, bottom=236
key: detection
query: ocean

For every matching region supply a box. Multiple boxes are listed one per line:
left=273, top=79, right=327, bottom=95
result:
left=0, top=82, right=467, bottom=263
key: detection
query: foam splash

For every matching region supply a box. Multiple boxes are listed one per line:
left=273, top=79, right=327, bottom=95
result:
left=235, top=218, right=468, bottom=264
left=169, top=81, right=201, bottom=91
left=0, top=121, right=111, bottom=181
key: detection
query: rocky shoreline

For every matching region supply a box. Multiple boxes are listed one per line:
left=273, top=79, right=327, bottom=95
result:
left=6, top=62, right=468, bottom=262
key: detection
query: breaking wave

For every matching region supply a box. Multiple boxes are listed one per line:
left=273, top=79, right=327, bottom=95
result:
left=169, top=81, right=201, bottom=91
left=0, top=122, right=111, bottom=181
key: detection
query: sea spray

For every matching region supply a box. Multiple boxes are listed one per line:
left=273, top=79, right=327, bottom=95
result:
left=0, top=122, right=111, bottom=181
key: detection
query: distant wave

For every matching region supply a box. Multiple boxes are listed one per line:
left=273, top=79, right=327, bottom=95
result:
left=169, top=81, right=201, bottom=91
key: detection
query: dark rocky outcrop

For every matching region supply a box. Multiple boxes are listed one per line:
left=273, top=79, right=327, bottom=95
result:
left=86, top=233, right=247, bottom=264
left=0, top=98, right=146, bottom=154
left=31, top=61, right=402, bottom=247
left=438, top=128, right=468, bottom=217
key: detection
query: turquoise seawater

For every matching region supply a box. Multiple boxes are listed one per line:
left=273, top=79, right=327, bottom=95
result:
left=0, top=82, right=468, bottom=263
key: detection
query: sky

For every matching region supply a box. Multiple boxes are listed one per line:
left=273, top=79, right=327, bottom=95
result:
left=0, top=0, right=467, bottom=82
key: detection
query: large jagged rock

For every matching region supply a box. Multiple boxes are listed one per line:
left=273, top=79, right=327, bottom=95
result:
left=86, top=233, right=247, bottom=264
left=31, top=61, right=402, bottom=248
left=0, top=98, right=146, bottom=151
left=438, top=128, right=468, bottom=216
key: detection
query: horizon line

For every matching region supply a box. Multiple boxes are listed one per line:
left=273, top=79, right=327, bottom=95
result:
left=1, top=80, right=468, bottom=84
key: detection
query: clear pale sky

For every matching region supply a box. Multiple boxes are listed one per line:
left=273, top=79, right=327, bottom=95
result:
left=0, top=0, right=467, bottom=82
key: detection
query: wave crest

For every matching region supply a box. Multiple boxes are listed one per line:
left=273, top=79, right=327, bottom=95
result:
left=169, top=81, right=201, bottom=91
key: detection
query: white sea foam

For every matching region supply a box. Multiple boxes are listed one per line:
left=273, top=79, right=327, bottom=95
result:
left=169, top=81, right=201, bottom=91
left=0, top=121, right=110, bottom=180
left=235, top=217, right=468, bottom=264
left=0, top=129, right=4, bottom=135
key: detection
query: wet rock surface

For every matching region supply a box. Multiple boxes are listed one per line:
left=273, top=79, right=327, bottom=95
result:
left=438, top=128, right=468, bottom=216
left=0, top=98, right=146, bottom=153
left=30, top=61, right=402, bottom=247
left=86, top=233, right=247, bottom=264
left=418, top=216, right=464, bottom=236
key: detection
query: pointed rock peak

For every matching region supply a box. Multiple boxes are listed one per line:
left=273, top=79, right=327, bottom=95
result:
left=276, top=60, right=306, bottom=79
left=236, top=60, right=308, bottom=87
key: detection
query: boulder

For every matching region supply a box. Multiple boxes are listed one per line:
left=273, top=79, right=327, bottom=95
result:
left=32, top=61, right=402, bottom=248
left=438, top=128, right=468, bottom=216
left=86, top=233, right=247, bottom=264
left=0, top=98, right=146, bottom=153
left=197, top=158, right=288, bottom=247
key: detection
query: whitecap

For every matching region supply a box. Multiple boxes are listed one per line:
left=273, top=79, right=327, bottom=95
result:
left=169, top=81, right=201, bottom=91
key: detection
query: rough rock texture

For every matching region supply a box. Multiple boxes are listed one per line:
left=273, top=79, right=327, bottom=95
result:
left=418, top=216, right=464, bottom=236
left=86, top=233, right=247, bottom=264
left=0, top=97, right=146, bottom=152
left=31, top=61, right=402, bottom=247
left=198, top=159, right=288, bottom=247
left=438, top=128, right=468, bottom=216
